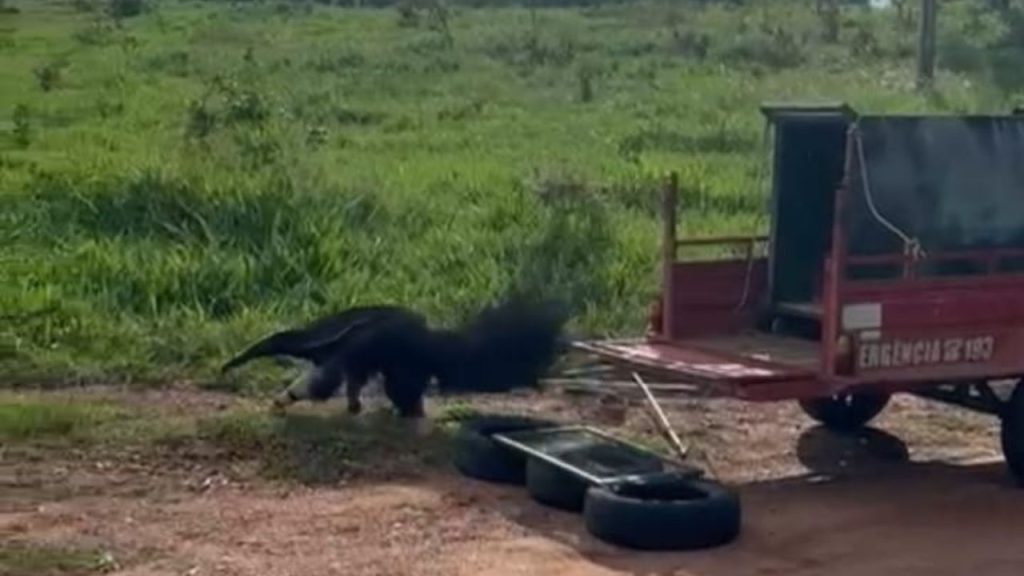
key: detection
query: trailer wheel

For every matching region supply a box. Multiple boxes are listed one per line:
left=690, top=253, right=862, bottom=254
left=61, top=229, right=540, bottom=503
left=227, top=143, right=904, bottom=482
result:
left=999, top=381, right=1024, bottom=486
left=583, top=474, right=741, bottom=551
left=798, top=391, right=890, bottom=432
left=525, top=457, right=591, bottom=513
left=451, top=414, right=558, bottom=485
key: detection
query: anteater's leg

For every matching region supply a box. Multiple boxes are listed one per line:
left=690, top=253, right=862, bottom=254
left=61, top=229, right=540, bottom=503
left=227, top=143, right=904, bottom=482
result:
left=342, top=362, right=376, bottom=415
left=344, top=374, right=369, bottom=415
left=380, top=368, right=434, bottom=436
left=381, top=366, right=429, bottom=419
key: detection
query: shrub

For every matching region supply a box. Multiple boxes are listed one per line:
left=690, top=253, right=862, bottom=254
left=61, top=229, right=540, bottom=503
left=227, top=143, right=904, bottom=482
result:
left=33, top=59, right=68, bottom=92
left=577, top=61, right=600, bottom=103
left=185, top=98, right=217, bottom=140
left=73, top=19, right=117, bottom=46
left=12, top=104, right=31, bottom=148
left=396, top=0, right=419, bottom=27
left=108, top=0, right=145, bottom=19
left=671, top=28, right=711, bottom=60
left=716, top=25, right=806, bottom=71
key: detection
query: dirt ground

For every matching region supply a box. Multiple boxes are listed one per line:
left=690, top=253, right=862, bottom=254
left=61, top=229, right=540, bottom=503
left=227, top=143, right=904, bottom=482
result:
left=4, top=384, right=1024, bottom=576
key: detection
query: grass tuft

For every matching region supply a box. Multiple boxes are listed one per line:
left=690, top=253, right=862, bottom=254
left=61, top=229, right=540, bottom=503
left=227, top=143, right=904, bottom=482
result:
left=0, top=397, right=126, bottom=442
left=0, top=542, right=116, bottom=576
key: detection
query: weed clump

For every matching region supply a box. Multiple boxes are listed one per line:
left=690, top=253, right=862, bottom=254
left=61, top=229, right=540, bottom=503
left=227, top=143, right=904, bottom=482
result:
left=12, top=104, right=31, bottom=148
left=108, top=0, right=145, bottom=20
left=33, top=58, right=68, bottom=92
left=0, top=542, right=117, bottom=576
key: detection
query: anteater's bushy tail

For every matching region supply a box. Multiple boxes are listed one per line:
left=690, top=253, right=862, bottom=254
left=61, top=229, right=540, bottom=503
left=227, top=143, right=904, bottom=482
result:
left=436, top=296, right=571, bottom=394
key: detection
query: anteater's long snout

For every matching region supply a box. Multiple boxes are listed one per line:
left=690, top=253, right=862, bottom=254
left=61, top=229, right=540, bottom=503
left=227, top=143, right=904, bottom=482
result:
left=220, top=353, right=251, bottom=374
left=220, top=331, right=293, bottom=374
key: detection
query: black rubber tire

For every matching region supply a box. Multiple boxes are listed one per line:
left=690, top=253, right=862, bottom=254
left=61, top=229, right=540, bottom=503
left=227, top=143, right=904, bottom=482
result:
left=999, top=381, right=1024, bottom=486
left=583, top=475, right=741, bottom=551
left=451, top=414, right=558, bottom=485
left=525, top=457, right=592, bottom=513
left=798, top=391, right=891, bottom=432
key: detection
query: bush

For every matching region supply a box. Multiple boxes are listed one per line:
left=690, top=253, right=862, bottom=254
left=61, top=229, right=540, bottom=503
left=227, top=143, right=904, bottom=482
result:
left=73, top=19, right=118, bottom=46
left=109, top=0, right=145, bottom=19
left=396, top=0, right=420, bottom=27
left=717, top=27, right=806, bottom=71
left=33, top=59, right=68, bottom=92
left=12, top=104, right=31, bottom=148
left=671, top=28, right=711, bottom=60
left=71, top=0, right=98, bottom=12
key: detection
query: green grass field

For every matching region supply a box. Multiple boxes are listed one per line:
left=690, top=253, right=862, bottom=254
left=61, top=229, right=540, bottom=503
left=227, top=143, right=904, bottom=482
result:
left=1, top=0, right=1020, bottom=385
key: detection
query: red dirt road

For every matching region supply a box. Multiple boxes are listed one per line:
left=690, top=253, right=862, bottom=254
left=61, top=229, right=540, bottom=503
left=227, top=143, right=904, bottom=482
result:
left=4, top=388, right=1024, bottom=576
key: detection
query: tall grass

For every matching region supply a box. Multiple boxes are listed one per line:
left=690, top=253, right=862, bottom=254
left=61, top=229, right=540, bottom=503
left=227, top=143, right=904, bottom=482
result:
left=0, top=0, right=1014, bottom=384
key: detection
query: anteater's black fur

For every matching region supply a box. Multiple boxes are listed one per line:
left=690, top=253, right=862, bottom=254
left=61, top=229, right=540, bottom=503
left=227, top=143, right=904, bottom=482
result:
left=221, top=297, right=570, bottom=418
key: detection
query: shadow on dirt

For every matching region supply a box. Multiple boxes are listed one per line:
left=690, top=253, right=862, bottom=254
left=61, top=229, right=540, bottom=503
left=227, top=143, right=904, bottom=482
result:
left=470, top=424, right=1021, bottom=576
left=795, top=424, right=911, bottom=478
left=184, top=405, right=456, bottom=486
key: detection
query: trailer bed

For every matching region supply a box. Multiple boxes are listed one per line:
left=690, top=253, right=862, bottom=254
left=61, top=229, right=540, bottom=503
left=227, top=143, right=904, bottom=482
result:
left=690, top=332, right=819, bottom=368
left=573, top=332, right=821, bottom=401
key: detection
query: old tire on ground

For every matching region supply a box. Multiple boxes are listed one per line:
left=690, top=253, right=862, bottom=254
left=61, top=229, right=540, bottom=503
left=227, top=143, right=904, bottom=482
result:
left=583, top=475, right=741, bottom=551
left=452, top=414, right=558, bottom=485
left=798, top=391, right=890, bottom=432
left=999, top=381, right=1024, bottom=486
left=525, top=457, right=592, bottom=513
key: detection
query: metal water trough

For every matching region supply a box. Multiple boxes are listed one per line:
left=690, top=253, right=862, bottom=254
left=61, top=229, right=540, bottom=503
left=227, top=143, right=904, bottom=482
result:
left=492, top=425, right=703, bottom=487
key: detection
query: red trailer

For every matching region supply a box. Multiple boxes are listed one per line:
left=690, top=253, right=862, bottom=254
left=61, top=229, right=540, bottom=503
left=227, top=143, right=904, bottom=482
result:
left=575, top=103, right=1024, bottom=484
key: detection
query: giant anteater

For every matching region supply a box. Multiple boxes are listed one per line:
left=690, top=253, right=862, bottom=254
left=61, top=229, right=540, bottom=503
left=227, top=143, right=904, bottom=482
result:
left=220, top=304, right=429, bottom=415
left=221, top=297, right=570, bottom=418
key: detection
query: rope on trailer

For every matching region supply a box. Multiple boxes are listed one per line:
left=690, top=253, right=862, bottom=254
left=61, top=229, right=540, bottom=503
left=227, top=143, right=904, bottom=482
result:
left=734, top=232, right=759, bottom=313
left=734, top=119, right=773, bottom=313
left=853, top=125, right=926, bottom=261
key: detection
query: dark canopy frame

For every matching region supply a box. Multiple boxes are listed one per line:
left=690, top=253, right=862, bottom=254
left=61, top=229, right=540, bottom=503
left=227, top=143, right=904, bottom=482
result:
left=762, top=105, right=1024, bottom=302
left=847, top=115, right=1024, bottom=258
left=761, top=103, right=854, bottom=309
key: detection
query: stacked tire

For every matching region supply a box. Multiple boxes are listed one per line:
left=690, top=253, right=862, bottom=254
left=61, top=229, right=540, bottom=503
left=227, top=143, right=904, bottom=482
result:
left=450, top=413, right=742, bottom=551
left=583, top=475, right=741, bottom=551
left=451, top=414, right=558, bottom=485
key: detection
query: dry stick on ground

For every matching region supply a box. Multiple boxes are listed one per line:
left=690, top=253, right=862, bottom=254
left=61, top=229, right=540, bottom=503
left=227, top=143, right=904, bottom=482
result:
left=631, top=371, right=690, bottom=461
left=631, top=372, right=723, bottom=481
